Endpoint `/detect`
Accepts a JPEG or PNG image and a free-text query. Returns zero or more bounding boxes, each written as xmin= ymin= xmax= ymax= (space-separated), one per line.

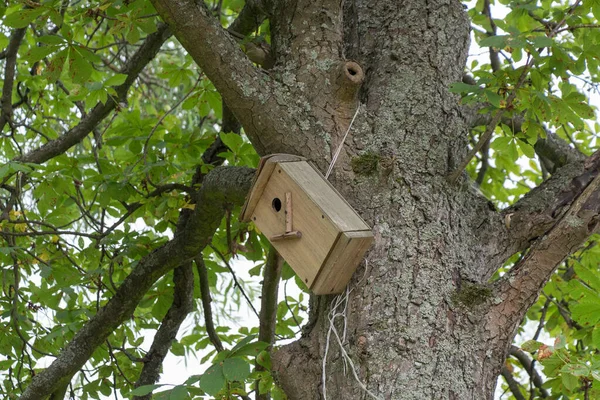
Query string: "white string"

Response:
xmin=322 ymin=261 xmax=382 ymax=400
xmin=321 ymin=104 xmax=379 ymax=399
xmin=325 ymin=104 xmax=361 ymax=180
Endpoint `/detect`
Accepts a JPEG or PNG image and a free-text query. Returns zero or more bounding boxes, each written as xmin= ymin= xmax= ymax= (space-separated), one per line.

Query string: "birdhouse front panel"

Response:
xmin=251 ymin=164 xmax=339 ymax=287
xmin=241 ymin=154 xmax=374 ymax=294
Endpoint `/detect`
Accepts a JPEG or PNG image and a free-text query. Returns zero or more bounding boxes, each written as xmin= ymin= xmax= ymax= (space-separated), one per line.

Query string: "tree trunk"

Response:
xmin=251 ymin=0 xmax=510 ymax=398
xmin=262 ymin=0 xmax=516 ymax=398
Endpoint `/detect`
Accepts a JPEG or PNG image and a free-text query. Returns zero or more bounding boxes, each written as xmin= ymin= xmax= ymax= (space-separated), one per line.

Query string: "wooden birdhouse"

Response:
xmin=240 ymin=154 xmax=373 ymax=295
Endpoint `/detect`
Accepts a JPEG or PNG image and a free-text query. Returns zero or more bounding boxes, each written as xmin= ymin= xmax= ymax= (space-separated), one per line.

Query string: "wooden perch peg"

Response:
xmin=271 ymin=192 xmax=302 ymax=241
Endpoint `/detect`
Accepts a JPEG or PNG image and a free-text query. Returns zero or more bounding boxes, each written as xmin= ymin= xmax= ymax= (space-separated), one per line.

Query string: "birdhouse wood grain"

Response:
xmin=240 ymin=154 xmax=373 ymax=295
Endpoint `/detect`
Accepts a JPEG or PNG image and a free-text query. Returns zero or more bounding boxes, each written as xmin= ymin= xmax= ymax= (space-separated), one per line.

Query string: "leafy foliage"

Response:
xmin=462 ymin=0 xmax=600 ymax=398
xmin=0 ymin=0 xmax=300 ymax=399
xmin=2 ymin=0 xmax=600 ymax=399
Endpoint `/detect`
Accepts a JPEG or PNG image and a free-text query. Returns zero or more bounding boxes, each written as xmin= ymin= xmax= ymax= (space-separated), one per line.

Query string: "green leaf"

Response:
xmin=563 ymin=363 xmax=590 ymax=377
xmin=572 ymin=298 xmax=600 ymax=325
xmin=554 ymin=335 xmax=567 ymax=350
xmin=521 ymin=340 xmax=544 ymax=352
xmin=492 ymin=136 xmax=511 ymax=152
xmin=479 ymin=35 xmax=509 ymax=49
xmin=222 ymin=357 xmax=251 ymax=382
xmin=184 ymin=375 xmax=202 ymax=385
xmin=69 ymin=47 xmax=93 ymax=84
xmin=517 ymin=140 xmax=535 ymax=158
xmin=561 ymin=372 xmax=579 ymax=392
xmin=127 ymin=384 xmax=164 ymax=396
xmin=230 ymin=334 xmax=258 ymax=354
xmin=38 ymin=35 xmax=65 ymax=45
xmin=220 ymin=132 xmax=244 ymax=154
xmin=530 ymin=36 xmax=553 ymax=48
xmin=200 ymin=364 xmax=225 ymax=396
xmin=574 ymin=263 xmax=600 ymax=291
xmin=45 ymin=48 xmax=69 ymax=83
xmin=104 ymin=73 xmax=128 ymax=87
xmin=4 ymin=8 xmax=46 ymax=28
xmin=272 ymin=385 xmax=287 ymax=400
xmin=485 ymin=90 xmax=502 ymax=108
xmin=230 ymin=341 xmax=269 ymax=358
xmin=24 ymin=46 xmax=58 ymax=64
xmin=448 ymin=82 xmax=481 ymax=94
xmin=256 ymin=350 xmax=271 ymax=370
xmin=593 ymin=327 xmax=600 ymax=350
xmin=169 ymin=385 xmax=188 ymax=400
xmin=0 ymin=34 xmax=9 ymax=51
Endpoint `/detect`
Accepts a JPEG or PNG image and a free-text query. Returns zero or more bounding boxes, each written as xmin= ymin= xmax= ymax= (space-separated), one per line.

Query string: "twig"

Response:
xmin=510 ymin=346 xmax=549 ymax=398
xmin=195 ymin=257 xmax=224 ymax=352
xmin=210 ymin=245 xmax=259 ymax=318
xmin=501 ymin=366 xmax=526 ymax=400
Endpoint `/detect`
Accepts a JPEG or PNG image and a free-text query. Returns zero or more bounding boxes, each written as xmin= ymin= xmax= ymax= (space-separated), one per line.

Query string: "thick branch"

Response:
xmin=132 ymin=262 xmax=194 ymax=400
xmin=151 ymin=0 xmax=284 ymax=155
xmin=228 ymin=0 xmax=267 ymax=37
xmin=534 ymin=131 xmax=585 ymax=172
xmin=0 ymin=28 xmax=27 ymax=132
xmin=258 ymin=246 xmax=282 ymax=347
xmin=16 ymin=24 xmax=172 ymax=165
xmin=19 ymin=166 xmax=254 ymax=400
xmin=489 ymin=151 xmax=600 ymax=338
xmin=503 ymin=151 xmax=595 ymax=254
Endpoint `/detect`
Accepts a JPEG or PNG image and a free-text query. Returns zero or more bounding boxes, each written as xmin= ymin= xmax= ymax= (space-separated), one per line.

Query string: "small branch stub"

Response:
xmin=343 ymin=61 xmax=364 ymax=85
xmin=335 ymin=61 xmax=365 ymax=103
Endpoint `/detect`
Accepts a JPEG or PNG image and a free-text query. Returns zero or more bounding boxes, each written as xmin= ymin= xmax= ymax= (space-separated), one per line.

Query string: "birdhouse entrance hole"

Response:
xmin=272 ymin=197 xmax=282 ymax=212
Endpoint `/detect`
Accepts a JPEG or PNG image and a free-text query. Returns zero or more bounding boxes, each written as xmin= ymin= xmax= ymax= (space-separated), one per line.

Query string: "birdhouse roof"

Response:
xmin=240 ymin=154 xmax=370 ymax=233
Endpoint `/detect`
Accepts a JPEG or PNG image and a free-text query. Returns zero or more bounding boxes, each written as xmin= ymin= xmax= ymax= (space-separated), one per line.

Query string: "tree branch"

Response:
xmin=195 ymin=257 xmax=224 ymax=352
xmin=16 ymin=24 xmax=172 ymax=165
xmin=482 ymin=0 xmax=501 ymax=73
xmin=18 ymin=166 xmax=255 ymax=400
xmin=228 ymin=0 xmax=267 ymax=37
xmin=256 ymin=246 xmax=283 ymax=400
xmin=489 ymin=150 xmax=600 ymax=338
xmin=464 ymin=103 xmax=584 ymax=174
xmin=133 ymin=262 xmax=195 ymax=400
xmin=503 ymin=150 xmax=593 ymax=255
xmin=509 ymin=345 xmax=549 ymax=398
xmin=500 ymin=366 xmax=526 ymax=400
xmin=150 ymin=0 xmax=284 ymax=155
xmin=258 ymin=246 xmax=282 ymax=347
xmin=0 ymin=28 xmax=27 ymax=132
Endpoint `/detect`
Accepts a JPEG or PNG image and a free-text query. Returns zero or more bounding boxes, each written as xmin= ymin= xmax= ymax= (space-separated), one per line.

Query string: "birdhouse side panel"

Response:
xmin=311 ymin=230 xmax=374 ymax=295
xmin=251 ymin=166 xmax=340 ymax=288
xmin=280 ymin=162 xmax=370 ymax=233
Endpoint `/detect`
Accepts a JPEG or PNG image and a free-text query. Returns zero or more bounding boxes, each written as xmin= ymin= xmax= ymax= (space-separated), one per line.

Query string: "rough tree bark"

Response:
xmin=19 ymin=0 xmax=600 ymax=398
